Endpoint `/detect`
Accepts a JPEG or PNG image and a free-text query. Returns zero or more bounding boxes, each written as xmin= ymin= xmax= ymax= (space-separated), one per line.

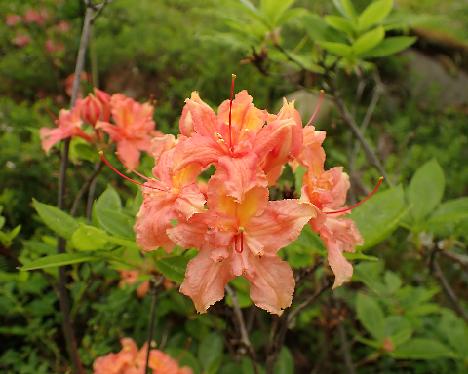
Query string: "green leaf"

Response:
xmin=21 ymin=252 xmax=98 ymax=271
xmin=198 ymin=332 xmax=223 ymax=373
xmin=332 ymin=0 xmax=357 ymax=19
xmin=294 ymin=165 xmax=306 ymax=192
xmin=358 ymin=0 xmax=393 ymax=31
xmin=356 ymin=292 xmax=385 ymax=341
xmin=318 ymin=41 xmax=352 ymax=57
xmin=260 ymin=0 xmax=294 ymax=26
xmin=325 ymin=16 xmax=355 ymax=35
xmin=352 ymin=26 xmax=385 ymax=55
xmin=384 ymin=316 xmax=412 ymax=347
xmin=155 ymin=255 xmax=190 ymax=283
xmin=94 ymin=186 xmax=134 ymax=239
xmin=393 ymin=338 xmax=455 ymax=360
xmin=32 ymin=199 xmax=79 ymax=240
xmin=427 ymin=197 xmax=468 ymax=225
xmin=364 ymin=36 xmax=416 ymax=57
xmin=303 ymin=14 xmax=342 ymax=43
xmin=71 ymin=224 xmax=109 ymax=251
xmin=408 ymin=159 xmax=445 ymax=224
xmin=274 ymin=347 xmax=294 ymax=374
xmin=349 ymin=185 xmax=406 ymax=250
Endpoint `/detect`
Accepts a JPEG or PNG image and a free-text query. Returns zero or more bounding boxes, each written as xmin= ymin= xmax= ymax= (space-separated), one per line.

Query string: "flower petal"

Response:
xmin=245 ymin=254 xmax=294 ymax=315
xmin=179 ymin=249 xmax=234 ymax=313
xmin=116 ymin=139 xmax=140 ymax=170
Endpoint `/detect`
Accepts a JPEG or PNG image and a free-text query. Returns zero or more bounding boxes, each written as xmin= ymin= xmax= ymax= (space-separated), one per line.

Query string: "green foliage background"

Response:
xmin=0 ymin=0 xmax=467 ymax=373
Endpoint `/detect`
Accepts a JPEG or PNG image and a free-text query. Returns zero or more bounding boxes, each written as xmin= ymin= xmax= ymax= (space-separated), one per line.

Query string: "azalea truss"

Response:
xmin=41 ymin=76 xmax=381 ymax=316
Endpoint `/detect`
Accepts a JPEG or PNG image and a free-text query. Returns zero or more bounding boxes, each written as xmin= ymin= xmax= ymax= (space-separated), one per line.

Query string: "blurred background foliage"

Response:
xmin=0 ymin=0 xmax=467 ymax=373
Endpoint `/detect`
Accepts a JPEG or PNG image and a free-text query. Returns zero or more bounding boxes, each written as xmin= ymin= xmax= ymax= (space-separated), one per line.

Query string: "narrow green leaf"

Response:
xmin=33 ymin=199 xmax=79 ymax=240
xmin=393 ymin=338 xmax=455 ymax=359
xmin=364 ymin=36 xmax=416 ymax=57
xmin=353 ymin=26 xmax=385 ymax=55
xmin=384 ymin=316 xmax=412 ymax=347
xmin=356 ymin=292 xmax=386 ymax=341
xmin=408 ymin=159 xmax=445 ymax=223
xmin=71 ymin=224 xmax=109 ymax=251
xmin=274 ymin=347 xmax=294 ymax=374
xmin=260 ymin=0 xmax=294 ymax=26
xmin=198 ymin=333 xmax=224 ymax=372
xmin=21 ymin=252 xmax=98 ymax=271
xmin=427 ymin=197 xmax=468 ymax=225
xmin=358 ymin=0 xmax=393 ymax=31
xmin=318 ymin=41 xmax=352 ymax=57
xmin=325 ymin=15 xmax=355 ymax=35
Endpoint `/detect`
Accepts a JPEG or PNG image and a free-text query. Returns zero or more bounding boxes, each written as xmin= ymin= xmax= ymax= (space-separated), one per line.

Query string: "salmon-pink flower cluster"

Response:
xmin=132 ymin=77 xmax=369 ymax=315
xmin=93 ymin=338 xmax=192 ymax=374
xmin=40 ymin=89 xmax=159 ymax=169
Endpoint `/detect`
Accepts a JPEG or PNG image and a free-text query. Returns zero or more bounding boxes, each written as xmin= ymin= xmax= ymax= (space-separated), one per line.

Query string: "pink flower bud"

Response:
xmin=81 ymin=94 xmax=103 ymax=126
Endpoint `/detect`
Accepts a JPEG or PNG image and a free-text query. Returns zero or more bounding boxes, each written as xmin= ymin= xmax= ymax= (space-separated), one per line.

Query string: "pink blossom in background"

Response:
xmin=12 ymin=34 xmax=31 ymax=48
xmin=45 ymin=39 xmax=64 ymax=54
xmin=6 ymin=14 xmax=21 ymax=26
xmin=23 ymin=8 xmax=48 ymax=25
xmin=56 ymin=20 xmax=70 ymax=33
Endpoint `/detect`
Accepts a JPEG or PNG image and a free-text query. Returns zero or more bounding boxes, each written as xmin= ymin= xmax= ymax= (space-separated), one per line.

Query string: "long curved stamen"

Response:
xmin=325 ymin=177 xmax=384 ymax=215
xmin=132 ymin=169 xmax=150 ymax=181
xmin=306 ymin=90 xmax=325 ymax=126
xmin=98 ymin=151 xmax=166 ymax=191
xmin=228 ymin=74 xmax=236 ymax=151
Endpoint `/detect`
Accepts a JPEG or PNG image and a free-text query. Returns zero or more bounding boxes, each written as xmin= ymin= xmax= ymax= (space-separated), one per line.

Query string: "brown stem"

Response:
xmin=225 ymin=285 xmax=258 ymax=372
xmin=330 ymin=87 xmax=391 ymax=185
xmin=438 ymin=250 xmax=468 ymax=269
xmin=70 ymin=161 xmax=103 ymax=216
xmin=55 ymin=3 xmax=103 ymax=372
xmin=431 ymin=251 xmax=468 ymax=322
xmin=145 ymin=280 xmax=159 ymax=374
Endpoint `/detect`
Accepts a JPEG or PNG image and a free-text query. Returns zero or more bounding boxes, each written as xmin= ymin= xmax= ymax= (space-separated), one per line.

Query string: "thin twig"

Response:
xmin=56 ymin=4 xmax=96 ymax=373
xmin=331 ymin=89 xmax=391 ymax=184
xmin=225 ymin=285 xmax=258 ymax=371
xmin=287 ymin=279 xmax=332 ymax=325
xmin=430 ymin=251 xmax=468 ymax=322
xmin=145 ymin=277 xmax=163 ymax=374
xmin=438 ymin=250 xmax=468 ymax=269
xmin=335 ymin=309 xmax=356 ymax=374
xmin=70 ymin=161 xmax=103 ymax=216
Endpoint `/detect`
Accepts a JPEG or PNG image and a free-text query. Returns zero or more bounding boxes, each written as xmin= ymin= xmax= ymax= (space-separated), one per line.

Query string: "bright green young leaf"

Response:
xmin=364 ymin=36 xmax=416 ymax=57
xmin=332 ymin=0 xmax=357 ymax=19
xmin=198 ymin=332 xmax=224 ymax=373
xmin=325 ymin=16 xmax=355 ymax=35
xmin=408 ymin=159 xmax=445 ymax=224
xmin=95 ymin=186 xmax=135 ymax=239
xmin=21 ymin=252 xmax=98 ymax=271
xmin=358 ymin=0 xmax=393 ymax=31
xmin=260 ymin=0 xmax=294 ymax=26
xmin=356 ymin=292 xmax=385 ymax=341
xmin=384 ymin=316 xmax=412 ymax=347
xmin=349 ymin=185 xmax=406 ymax=250
xmin=318 ymin=41 xmax=352 ymax=57
xmin=32 ymin=199 xmax=79 ymax=240
xmin=155 ymin=255 xmax=191 ymax=283
xmin=353 ymin=26 xmax=385 ymax=55
xmin=304 ymin=14 xmax=343 ymax=43
xmin=392 ymin=338 xmax=455 ymax=359
xmin=71 ymin=224 xmax=109 ymax=251
xmin=274 ymin=347 xmax=294 ymax=374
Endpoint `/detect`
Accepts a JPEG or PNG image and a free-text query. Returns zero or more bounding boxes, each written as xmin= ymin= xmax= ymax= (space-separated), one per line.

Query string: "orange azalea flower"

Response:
xmin=93 ymin=338 xmax=192 ymax=374
xmin=40 ymin=103 xmax=93 ymax=153
xmin=97 ymin=94 xmax=159 ymax=170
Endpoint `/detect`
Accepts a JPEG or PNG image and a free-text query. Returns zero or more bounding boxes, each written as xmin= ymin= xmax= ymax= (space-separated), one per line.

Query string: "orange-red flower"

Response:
xmin=93 ymin=338 xmax=192 ymax=374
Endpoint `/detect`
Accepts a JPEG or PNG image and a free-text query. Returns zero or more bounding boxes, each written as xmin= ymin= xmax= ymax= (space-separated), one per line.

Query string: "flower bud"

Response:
xmin=80 ymin=94 xmax=102 ymax=126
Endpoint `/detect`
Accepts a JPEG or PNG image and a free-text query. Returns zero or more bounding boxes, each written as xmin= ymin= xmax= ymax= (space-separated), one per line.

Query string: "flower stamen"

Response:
xmin=306 ymin=90 xmax=325 ymax=126
xmin=98 ymin=151 xmax=165 ymax=191
xmin=325 ymin=176 xmax=384 ymax=215
xmin=228 ymin=74 xmax=236 ymax=151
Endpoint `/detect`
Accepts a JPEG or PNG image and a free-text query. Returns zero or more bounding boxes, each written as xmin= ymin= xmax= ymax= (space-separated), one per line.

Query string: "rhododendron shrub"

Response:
xmin=93 ymin=338 xmax=192 ymax=374
xmin=132 ymin=77 xmax=370 ymax=315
